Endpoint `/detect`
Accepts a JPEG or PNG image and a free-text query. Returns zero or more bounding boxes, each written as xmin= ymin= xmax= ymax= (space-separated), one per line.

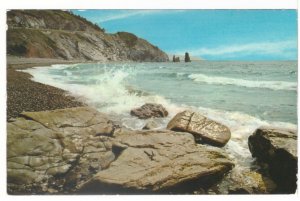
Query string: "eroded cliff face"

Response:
xmin=7 ymin=10 xmax=169 ymax=62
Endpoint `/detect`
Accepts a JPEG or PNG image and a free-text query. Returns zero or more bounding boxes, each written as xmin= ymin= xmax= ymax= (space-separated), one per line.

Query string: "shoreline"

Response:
xmin=6 ymin=56 xmax=298 ymax=194
xmin=7 ymin=57 xmax=87 ymax=121
xmin=7 ymin=56 xmax=90 ymax=69
xmin=7 ymin=57 xmax=297 ymax=127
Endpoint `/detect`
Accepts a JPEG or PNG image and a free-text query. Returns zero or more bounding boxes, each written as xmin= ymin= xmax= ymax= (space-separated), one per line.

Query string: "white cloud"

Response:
xmin=175 ymin=40 xmax=297 ymax=59
xmin=97 ymin=10 xmax=183 ymax=23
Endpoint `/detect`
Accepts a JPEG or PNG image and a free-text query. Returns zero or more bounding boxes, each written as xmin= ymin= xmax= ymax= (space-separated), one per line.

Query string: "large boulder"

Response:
xmin=130 ymin=103 xmax=168 ymax=119
xmin=7 ymin=107 xmax=116 ymax=194
xmin=248 ymin=127 xmax=297 ymax=193
xmin=167 ymin=111 xmax=231 ymax=147
xmin=78 ymin=129 xmax=234 ymax=194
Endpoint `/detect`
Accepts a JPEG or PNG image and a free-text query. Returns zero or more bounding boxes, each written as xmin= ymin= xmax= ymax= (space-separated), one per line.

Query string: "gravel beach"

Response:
xmin=7 ymin=57 xmax=85 ymax=121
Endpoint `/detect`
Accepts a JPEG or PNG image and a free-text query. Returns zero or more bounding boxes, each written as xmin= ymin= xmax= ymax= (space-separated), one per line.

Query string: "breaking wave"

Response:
xmin=188 ymin=73 xmax=297 ymax=91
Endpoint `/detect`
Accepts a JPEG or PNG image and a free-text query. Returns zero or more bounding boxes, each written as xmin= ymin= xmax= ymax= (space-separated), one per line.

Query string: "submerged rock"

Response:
xmin=7 ymin=107 xmax=116 ymax=194
xmin=142 ymin=120 xmax=159 ymax=130
xmin=78 ymin=129 xmax=234 ymax=194
xmin=167 ymin=111 xmax=231 ymax=147
xmin=130 ymin=103 xmax=168 ymax=119
xmin=248 ymin=127 xmax=297 ymax=193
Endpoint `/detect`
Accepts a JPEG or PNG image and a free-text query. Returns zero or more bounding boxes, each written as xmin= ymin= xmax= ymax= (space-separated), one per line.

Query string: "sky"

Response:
xmin=73 ymin=10 xmax=297 ymax=61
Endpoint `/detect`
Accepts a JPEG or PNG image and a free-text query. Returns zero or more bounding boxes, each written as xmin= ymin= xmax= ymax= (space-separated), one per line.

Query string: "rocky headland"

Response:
xmin=7 ymin=10 xmax=169 ymax=62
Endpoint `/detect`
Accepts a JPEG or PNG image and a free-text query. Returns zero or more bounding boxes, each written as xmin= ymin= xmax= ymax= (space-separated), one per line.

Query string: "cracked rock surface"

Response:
xmin=78 ymin=128 xmax=234 ymax=194
xmin=7 ymin=107 xmax=116 ymax=194
xmin=167 ymin=110 xmax=231 ymax=147
xmin=7 ymin=107 xmax=233 ymax=194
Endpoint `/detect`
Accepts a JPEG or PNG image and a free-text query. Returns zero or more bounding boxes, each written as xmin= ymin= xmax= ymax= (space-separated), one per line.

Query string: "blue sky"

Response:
xmin=73 ymin=10 xmax=297 ymax=60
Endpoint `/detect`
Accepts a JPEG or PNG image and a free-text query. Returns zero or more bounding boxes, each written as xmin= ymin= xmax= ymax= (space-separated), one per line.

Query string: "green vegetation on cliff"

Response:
xmin=7 ymin=10 xmax=169 ymax=62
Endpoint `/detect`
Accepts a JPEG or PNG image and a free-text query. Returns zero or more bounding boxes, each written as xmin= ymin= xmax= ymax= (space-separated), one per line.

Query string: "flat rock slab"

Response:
xmin=7 ymin=107 xmax=116 ymax=194
xmin=248 ymin=127 xmax=297 ymax=193
xmin=130 ymin=103 xmax=168 ymax=119
xmin=167 ymin=111 xmax=231 ymax=147
xmin=79 ymin=129 xmax=234 ymax=194
xmin=8 ymin=107 xmax=233 ymax=194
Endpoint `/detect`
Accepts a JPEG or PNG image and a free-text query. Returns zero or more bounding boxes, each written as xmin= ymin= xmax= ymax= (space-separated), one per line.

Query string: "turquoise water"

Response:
xmin=28 ymin=61 xmax=297 ymax=123
xmin=129 ymin=61 xmax=297 ymax=124
xmin=23 ymin=61 xmax=297 ymax=169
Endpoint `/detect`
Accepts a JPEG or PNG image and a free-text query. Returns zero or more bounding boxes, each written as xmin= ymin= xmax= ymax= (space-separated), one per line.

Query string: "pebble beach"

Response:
xmin=6 ymin=57 xmax=85 ymax=121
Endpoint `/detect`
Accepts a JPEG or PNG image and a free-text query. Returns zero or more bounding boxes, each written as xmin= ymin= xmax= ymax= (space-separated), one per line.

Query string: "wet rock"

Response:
xmin=78 ymin=129 xmax=234 ymax=194
xmin=130 ymin=103 xmax=168 ymax=119
xmin=167 ymin=111 xmax=231 ymax=147
xmin=142 ymin=120 xmax=159 ymax=130
xmin=248 ymin=127 xmax=297 ymax=193
xmin=208 ymin=169 xmax=277 ymax=194
xmin=7 ymin=107 xmax=116 ymax=194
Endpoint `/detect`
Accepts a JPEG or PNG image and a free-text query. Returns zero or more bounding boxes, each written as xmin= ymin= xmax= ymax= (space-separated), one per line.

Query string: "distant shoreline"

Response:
xmin=7 ymin=56 xmax=91 ymax=69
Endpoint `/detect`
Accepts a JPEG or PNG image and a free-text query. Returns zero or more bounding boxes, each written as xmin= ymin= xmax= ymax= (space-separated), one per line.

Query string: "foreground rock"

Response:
xmin=130 ymin=103 xmax=168 ymax=119
xmin=8 ymin=107 xmax=233 ymax=194
xmin=7 ymin=107 xmax=116 ymax=194
xmin=207 ymin=169 xmax=277 ymax=194
xmin=248 ymin=127 xmax=297 ymax=193
xmin=78 ymin=129 xmax=234 ymax=194
xmin=167 ymin=111 xmax=231 ymax=147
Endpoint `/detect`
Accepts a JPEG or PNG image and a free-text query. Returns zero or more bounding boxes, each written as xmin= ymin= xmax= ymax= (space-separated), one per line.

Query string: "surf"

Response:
xmin=188 ymin=73 xmax=297 ymax=91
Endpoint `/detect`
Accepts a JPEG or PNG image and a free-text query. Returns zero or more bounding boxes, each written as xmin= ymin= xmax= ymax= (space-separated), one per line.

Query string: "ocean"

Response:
xmin=22 ymin=61 xmax=297 ymax=171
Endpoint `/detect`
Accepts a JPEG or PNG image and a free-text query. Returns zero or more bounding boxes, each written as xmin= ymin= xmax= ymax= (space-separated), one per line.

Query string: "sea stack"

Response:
xmin=185 ymin=52 xmax=191 ymax=62
xmin=172 ymin=55 xmax=180 ymax=62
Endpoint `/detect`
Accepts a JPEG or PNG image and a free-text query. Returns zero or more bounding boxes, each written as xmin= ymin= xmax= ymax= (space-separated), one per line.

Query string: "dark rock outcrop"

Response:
xmin=78 ymin=129 xmax=234 ymax=194
xmin=7 ymin=107 xmax=233 ymax=195
xmin=172 ymin=55 xmax=180 ymax=62
xmin=130 ymin=103 xmax=168 ymax=119
xmin=167 ymin=111 xmax=231 ymax=147
xmin=7 ymin=10 xmax=169 ymax=62
xmin=184 ymin=52 xmax=191 ymax=62
xmin=248 ymin=127 xmax=297 ymax=193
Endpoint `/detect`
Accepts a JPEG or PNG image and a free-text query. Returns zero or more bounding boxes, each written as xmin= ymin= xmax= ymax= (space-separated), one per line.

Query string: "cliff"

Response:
xmin=7 ymin=10 xmax=169 ymax=62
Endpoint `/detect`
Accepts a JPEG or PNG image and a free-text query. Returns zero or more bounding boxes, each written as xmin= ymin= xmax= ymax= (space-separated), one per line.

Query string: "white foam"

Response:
xmin=21 ymin=64 xmax=180 ymax=117
xmin=188 ymin=73 xmax=297 ymax=91
xmin=193 ymin=105 xmax=297 ymax=165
